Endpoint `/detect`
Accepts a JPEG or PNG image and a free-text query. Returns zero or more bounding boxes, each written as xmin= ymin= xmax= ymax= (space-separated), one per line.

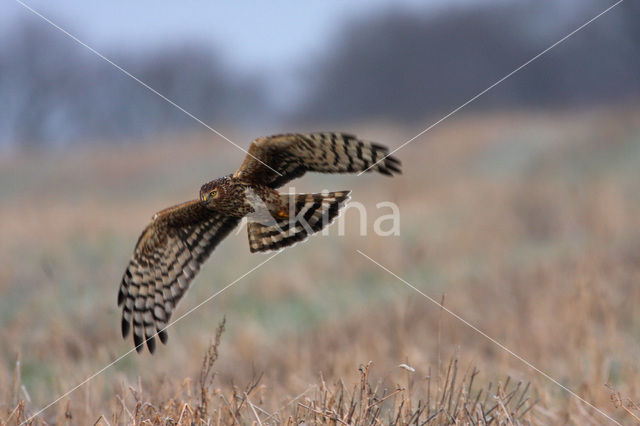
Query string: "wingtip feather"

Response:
xmin=159 ymin=328 xmax=169 ymax=344
xmin=121 ymin=316 xmax=131 ymax=338
xmin=146 ymin=336 xmax=156 ymax=354
xmin=134 ymin=333 xmax=144 ymax=353
xmin=117 ymin=287 xmax=125 ymax=306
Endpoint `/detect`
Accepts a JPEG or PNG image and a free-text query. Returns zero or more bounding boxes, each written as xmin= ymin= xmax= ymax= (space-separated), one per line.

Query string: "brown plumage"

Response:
xmin=118 ymin=132 xmax=401 ymax=353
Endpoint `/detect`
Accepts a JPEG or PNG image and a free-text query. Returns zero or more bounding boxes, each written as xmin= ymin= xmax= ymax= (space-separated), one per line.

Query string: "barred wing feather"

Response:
xmin=117 ymin=200 xmax=240 ymax=353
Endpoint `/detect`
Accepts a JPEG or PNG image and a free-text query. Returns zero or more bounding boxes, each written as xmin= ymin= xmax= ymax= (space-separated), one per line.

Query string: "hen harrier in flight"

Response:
xmin=118 ymin=132 xmax=401 ymax=353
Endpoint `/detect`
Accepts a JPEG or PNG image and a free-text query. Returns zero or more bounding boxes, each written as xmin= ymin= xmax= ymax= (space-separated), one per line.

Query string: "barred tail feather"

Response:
xmin=247 ymin=191 xmax=350 ymax=253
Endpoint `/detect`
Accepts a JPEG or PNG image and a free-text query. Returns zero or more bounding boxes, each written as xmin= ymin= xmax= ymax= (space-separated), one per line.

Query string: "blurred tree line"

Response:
xmin=294 ymin=0 xmax=640 ymax=123
xmin=1 ymin=0 xmax=638 ymax=148
xmin=0 ymin=21 xmax=269 ymax=147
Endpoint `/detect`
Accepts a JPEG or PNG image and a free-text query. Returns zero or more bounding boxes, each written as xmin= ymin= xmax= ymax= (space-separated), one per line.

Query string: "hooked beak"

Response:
xmin=201 ymin=194 xmax=209 ymax=204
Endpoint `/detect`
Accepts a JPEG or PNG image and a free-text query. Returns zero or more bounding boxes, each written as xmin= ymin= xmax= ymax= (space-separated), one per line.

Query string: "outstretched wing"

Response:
xmin=234 ymin=132 xmax=401 ymax=188
xmin=117 ymin=200 xmax=240 ymax=353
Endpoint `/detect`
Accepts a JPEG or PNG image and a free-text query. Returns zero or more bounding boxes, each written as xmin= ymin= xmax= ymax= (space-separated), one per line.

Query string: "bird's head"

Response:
xmin=199 ymin=177 xmax=230 ymax=205
xmin=200 ymin=182 xmax=221 ymax=205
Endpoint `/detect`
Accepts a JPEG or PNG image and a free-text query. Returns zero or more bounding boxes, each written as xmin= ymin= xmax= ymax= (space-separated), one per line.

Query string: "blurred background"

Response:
xmin=1 ymin=0 xmax=639 ymax=148
xmin=1 ymin=0 xmax=640 ymax=423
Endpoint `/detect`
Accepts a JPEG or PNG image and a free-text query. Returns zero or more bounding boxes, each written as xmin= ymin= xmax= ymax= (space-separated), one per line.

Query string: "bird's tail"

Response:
xmin=247 ymin=191 xmax=350 ymax=253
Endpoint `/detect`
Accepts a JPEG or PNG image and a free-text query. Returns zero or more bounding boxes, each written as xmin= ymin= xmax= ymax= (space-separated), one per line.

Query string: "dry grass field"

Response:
xmin=1 ymin=106 xmax=640 ymax=424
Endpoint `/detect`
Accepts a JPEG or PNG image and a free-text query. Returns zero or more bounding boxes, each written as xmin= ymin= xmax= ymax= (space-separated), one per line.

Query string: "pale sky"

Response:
xmin=3 ymin=0 xmax=480 ymax=71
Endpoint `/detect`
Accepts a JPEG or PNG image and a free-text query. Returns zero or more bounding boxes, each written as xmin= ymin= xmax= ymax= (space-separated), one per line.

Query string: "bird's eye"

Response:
xmin=210 ymin=190 xmax=217 ymax=198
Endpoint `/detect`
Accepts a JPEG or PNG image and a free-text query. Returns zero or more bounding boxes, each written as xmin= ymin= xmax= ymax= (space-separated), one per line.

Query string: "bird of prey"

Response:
xmin=118 ymin=132 xmax=401 ymax=353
